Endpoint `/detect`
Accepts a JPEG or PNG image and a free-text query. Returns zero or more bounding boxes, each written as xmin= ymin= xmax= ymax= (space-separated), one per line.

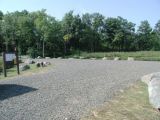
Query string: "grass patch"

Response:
xmin=81 ymin=81 xmax=160 ymax=120
xmin=71 ymin=51 xmax=160 ymax=61
xmin=0 ymin=64 xmax=52 ymax=80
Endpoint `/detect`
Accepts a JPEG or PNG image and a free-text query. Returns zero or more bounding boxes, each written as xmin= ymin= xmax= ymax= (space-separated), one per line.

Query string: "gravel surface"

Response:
xmin=0 ymin=59 xmax=160 ymax=120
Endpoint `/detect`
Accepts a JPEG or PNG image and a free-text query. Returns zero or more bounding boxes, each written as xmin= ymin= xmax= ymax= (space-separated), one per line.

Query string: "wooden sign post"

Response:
xmin=2 ymin=51 xmax=20 ymax=77
xmin=2 ymin=52 xmax=7 ymax=77
xmin=15 ymin=48 xmax=20 ymax=75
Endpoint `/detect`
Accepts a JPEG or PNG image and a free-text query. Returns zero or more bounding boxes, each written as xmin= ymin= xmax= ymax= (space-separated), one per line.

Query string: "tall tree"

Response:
xmin=137 ymin=20 xmax=152 ymax=50
xmin=32 ymin=9 xmax=51 ymax=57
xmin=0 ymin=11 xmax=4 ymax=52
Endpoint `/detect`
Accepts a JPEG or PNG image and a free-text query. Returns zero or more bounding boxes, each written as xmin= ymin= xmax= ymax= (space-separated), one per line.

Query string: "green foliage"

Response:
xmin=0 ymin=10 xmax=160 ymax=57
xmin=27 ymin=48 xmax=39 ymax=58
xmin=63 ymin=34 xmax=72 ymax=43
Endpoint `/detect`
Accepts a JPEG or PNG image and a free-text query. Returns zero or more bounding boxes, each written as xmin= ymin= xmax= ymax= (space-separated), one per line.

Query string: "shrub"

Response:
xmin=27 ymin=48 xmax=39 ymax=58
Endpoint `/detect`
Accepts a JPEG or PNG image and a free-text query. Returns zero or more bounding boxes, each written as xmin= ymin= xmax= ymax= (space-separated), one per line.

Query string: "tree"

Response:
xmin=137 ymin=20 xmax=152 ymax=50
xmin=103 ymin=17 xmax=135 ymax=51
xmin=82 ymin=13 xmax=104 ymax=52
xmin=155 ymin=20 xmax=160 ymax=38
xmin=152 ymin=20 xmax=160 ymax=50
xmin=0 ymin=10 xmax=159 ymax=57
xmin=33 ymin=9 xmax=51 ymax=57
xmin=0 ymin=11 xmax=3 ymax=20
xmin=61 ymin=11 xmax=84 ymax=55
xmin=1 ymin=12 xmax=18 ymax=52
xmin=0 ymin=11 xmax=4 ymax=52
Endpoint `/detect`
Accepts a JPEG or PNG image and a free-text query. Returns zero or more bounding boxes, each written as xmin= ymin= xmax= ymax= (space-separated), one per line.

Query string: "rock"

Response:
xmin=149 ymin=77 xmax=160 ymax=109
xmin=20 ymin=64 xmax=30 ymax=71
xmin=40 ymin=62 xmax=47 ymax=67
xmin=102 ymin=57 xmax=107 ymax=60
xmin=36 ymin=61 xmax=50 ymax=67
xmin=57 ymin=57 xmax=62 ymax=59
xmin=36 ymin=62 xmax=41 ymax=67
xmin=128 ymin=57 xmax=134 ymax=61
xmin=73 ymin=55 xmax=78 ymax=58
xmin=45 ymin=57 xmax=51 ymax=59
xmin=142 ymin=72 xmax=160 ymax=110
xmin=43 ymin=61 xmax=51 ymax=66
xmin=37 ymin=56 xmax=42 ymax=59
xmin=114 ymin=57 xmax=120 ymax=61
xmin=25 ymin=59 xmax=35 ymax=64
xmin=141 ymin=73 xmax=153 ymax=85
xmin=90 ymin=58 xmax=96 ymax=60
xmin=79 ymin=56 xmax=85 ymax=59
xmin=68 ymin=58 xmax=74 ymax=60
xmin=46 ymin=62 xmax=51 ymax=65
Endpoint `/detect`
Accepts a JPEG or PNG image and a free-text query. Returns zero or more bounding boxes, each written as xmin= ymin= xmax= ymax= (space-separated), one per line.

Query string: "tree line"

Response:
xmin=0 ymin=9 xmax=160 ymax=58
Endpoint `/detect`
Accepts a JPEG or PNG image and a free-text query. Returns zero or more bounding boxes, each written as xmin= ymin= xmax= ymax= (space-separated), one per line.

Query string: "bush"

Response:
xmin=27 ymin=48 xmax=39 ymax=58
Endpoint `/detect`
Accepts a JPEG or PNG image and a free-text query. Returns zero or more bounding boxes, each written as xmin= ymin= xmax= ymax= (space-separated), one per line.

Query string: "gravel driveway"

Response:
xmin=0 ymin=59 xmax=160 ymax=120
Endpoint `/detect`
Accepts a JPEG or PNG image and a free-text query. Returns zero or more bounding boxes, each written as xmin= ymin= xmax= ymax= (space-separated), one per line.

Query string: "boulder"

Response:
xmin=36 ymin=62 xmax=41 ymax=67
xmin=25 ymin=59 xmax=35 ymax=64
xmin=90 ymin=58 xmax=96 ymax=60
xmin=20 ymin=64 xmax=30 ymax=71
xmin=102 ymin=57 xmax=107 ymax=60
xmin=128 ymin=57 xmax=134 ymax=61
xmin=45 ymin=57 xmax=51 ymax=59
xmin=73 ymin=55 xmax=78 ymax=58
xmin=142 ymin=72 xmax=160 ymax=110
xmin=36 ymin=61 xmax=51 ymax=67
xmin=45 ymin=62 xmax=51 ymax=65
xmin=79 ymin=56 xmax=85 ymax=59
xmin=68 ymin=58 xmax=74 ymax=60
xmin=114 ymin=57 xmax=120 ymax=61
xmin=43 ymin=61 xmax=51 ymax=66
xmin=37 ymin=56 xmax=42 ymax=59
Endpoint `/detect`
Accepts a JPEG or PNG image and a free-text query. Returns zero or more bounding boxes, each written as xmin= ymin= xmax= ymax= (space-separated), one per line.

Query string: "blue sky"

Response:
xmin=0 ymin=0 xmax=159 ymax=28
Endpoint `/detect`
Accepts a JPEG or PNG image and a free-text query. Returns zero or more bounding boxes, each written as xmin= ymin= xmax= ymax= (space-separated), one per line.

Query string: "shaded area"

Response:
xmin=0 ymin=84 xmax=37 ymax=101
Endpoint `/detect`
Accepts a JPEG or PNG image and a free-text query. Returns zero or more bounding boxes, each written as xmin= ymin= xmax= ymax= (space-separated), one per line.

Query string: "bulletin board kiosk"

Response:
xmin=2 ymin=50 xmax=20 ymax=77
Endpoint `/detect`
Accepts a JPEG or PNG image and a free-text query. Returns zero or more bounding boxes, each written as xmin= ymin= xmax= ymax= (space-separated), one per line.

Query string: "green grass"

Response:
xmin=81 ymin=81 xmax=160 ymax=120
xmin=71 ymin=51 xmax=160 ymax=61
xmin=0 ymin=64 xmax=52 ymax=80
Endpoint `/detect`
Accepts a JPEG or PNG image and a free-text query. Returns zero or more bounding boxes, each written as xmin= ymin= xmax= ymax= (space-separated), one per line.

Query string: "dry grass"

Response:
xmin=81 ymin=81 xmax=160 ymax=120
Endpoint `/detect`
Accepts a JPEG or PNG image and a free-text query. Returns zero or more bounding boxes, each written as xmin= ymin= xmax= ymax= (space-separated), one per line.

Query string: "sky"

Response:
xmin=0 ymin=0 xmax=160 ymax=28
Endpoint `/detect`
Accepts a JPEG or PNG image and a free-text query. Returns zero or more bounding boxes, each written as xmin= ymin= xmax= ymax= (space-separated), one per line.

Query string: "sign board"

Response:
xmin=5 ymin=53 xmax=16 ymax=61
xmin=2 ymin=51 xmax=20 ymax=77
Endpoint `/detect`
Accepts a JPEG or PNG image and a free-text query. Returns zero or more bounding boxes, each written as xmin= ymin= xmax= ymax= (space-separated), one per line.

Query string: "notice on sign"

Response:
xmin=6 ymin=53 xmax=16 ymax=62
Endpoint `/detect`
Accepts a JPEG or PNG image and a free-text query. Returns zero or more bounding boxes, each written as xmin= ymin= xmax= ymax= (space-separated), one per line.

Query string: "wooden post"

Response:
xmin=2 ymin=52 xmax=7 ymax=77
xmin=15 ymin=49 xmax=20 ymax=75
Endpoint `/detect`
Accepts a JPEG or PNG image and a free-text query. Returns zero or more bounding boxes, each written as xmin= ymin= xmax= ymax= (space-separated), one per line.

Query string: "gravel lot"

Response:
xmin=0 ymin=59 xmax=160 ymax=120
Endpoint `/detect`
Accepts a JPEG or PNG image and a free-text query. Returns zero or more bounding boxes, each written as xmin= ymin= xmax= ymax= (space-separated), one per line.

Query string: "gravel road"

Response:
xmin=0 ymin=59 xmax=160 ymax=120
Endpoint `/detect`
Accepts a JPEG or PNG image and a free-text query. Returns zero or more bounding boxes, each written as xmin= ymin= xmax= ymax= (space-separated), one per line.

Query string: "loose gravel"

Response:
xmin=0 ymin=59 xmax=160 ymax=120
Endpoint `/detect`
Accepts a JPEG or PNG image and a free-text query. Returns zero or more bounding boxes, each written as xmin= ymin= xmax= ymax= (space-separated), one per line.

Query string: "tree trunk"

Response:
xmin=5 ymin=42 xmax=8 ymax=52
xmin=78 ymin=39 xmax=80 ymax=56
xmin=43 ymin=40 xmax=45 ymax=58
xmin=64 ymin=42 xmax=66 ymax=58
